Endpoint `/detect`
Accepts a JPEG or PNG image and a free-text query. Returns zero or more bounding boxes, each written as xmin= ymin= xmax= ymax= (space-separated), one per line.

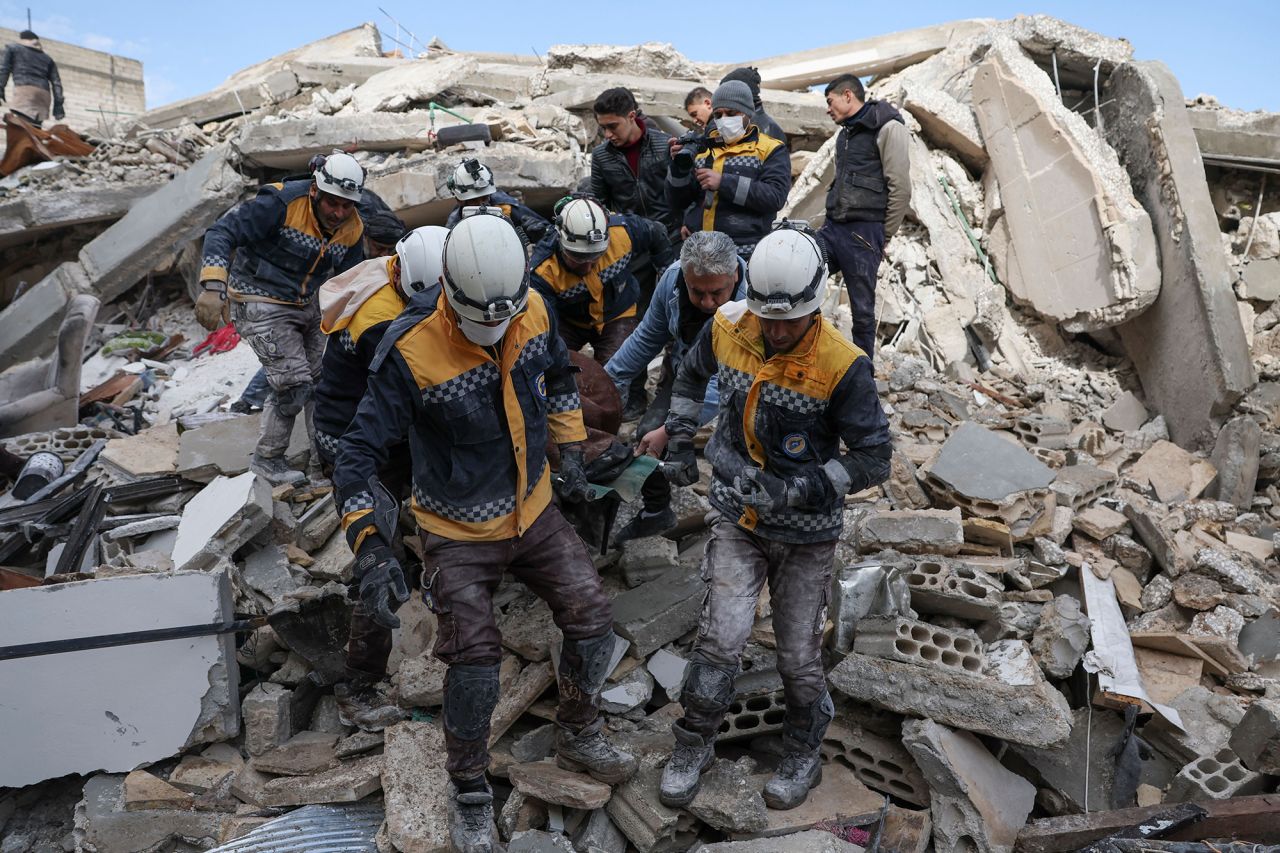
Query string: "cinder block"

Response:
xmin=853 ymin=615 xmax=984 ymax=676
xmin=905 ymin=560 xmax=1003 ymax=621
xmin=1228 ymin=698 xmax=1280 ymax=775
xmin=822 ymin=721 xmax=930 ymax=806
xmin=717 ymin=687 xmax=785 ymax=742
xmin=1013 ymin=414 xmax=1071 ymax=450
xmin=1165 ymin=748 xmax=1267 ymax=803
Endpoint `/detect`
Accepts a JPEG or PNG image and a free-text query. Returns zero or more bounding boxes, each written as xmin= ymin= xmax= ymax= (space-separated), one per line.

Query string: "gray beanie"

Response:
xmin=711 ymin=80 xmax=755 ymax=117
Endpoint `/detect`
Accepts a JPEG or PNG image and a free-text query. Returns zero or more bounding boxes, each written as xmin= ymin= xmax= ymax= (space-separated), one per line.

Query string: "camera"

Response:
xmin=671 ymin=131 xmax=714 ymax=179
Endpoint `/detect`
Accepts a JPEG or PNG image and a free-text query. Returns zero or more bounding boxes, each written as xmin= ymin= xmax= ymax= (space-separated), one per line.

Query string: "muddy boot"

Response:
xmin=555 ymin=719 xmax=637 ymax=784
xmin=763 ymin=691 xmax=834 ymax=810
xmin=659 ymin=723 xmax=716 ymax=807
xmin=447 ymin=782 xmax=496 ymax=853
xmin=612 ymin=505 xmax=676 ymax=546
xmin=333 ymin=681 xmax=405 ymax=732
xmin=250 ymin=453 xmax=306 ymax=487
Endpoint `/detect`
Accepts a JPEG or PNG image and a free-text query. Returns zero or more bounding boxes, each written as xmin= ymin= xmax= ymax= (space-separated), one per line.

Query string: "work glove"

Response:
xmin=194 ymin=286 xmax=229 ymax=330
xmin=662 ymin=435 xmax=699 ymax=487
xmin=729 ymin=467 xmax=802 ymax=514
xmin=354 ymin=537 xmax=410 ymax=629
xmin=556 ymin=447 xmax=591 ymax=504
xmin=52 ymin=106 xmax=65 ymax=121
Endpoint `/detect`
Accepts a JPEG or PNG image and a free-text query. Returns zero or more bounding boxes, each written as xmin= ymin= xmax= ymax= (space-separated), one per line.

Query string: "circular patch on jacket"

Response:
xmin=782 ymin=433 xmax=808 ymax=458
xmin=536 ymin=374 xmax=547 ymax=399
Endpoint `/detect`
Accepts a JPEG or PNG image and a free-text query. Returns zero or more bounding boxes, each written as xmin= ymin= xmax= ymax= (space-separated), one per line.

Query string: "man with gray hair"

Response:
xmin=605 ymin=230 xmax=746 ymax=543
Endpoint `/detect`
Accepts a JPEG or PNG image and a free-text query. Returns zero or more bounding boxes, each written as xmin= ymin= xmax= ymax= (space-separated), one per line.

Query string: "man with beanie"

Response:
xmin=0 ymin=30 xmax=64 ymax=124
xmin=665 ymin=80 xmax=790 ymax=257
xmin=720 ymin=67 xmax=786 ymax=146
xmin=819 ymin=74 xmax=911 ymax=358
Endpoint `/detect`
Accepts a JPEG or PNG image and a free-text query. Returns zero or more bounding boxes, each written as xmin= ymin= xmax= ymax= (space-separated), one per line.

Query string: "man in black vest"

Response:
xmin=818 ymin=74 xmax=911 ymax=358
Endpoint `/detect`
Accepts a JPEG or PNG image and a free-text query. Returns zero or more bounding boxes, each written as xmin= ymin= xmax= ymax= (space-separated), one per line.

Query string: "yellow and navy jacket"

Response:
xmin=665 ymin=125 xmax=791 ymax=253
xmin=529 ymin=213 xmax=673 ymax=334
xmin=334 ymin=286 xmax=587 ymax=545
xmin=313 ymin=257 xmax=405 ymax=460
xmin=666 ymin=301 xmax=891 ymax=543
xmin=200 ymin=180 xmax=366 ymax=305
xmin=445 ymin=191 xmax=551 ymax=243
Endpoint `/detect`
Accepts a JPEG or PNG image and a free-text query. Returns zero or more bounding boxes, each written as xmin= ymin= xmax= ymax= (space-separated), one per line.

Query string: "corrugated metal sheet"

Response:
xmin=207 ymin=803 xmax=383 ymax=852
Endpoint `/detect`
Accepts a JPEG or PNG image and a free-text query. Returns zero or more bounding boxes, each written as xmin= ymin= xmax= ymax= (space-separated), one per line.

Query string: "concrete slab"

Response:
xmin=236 ymin=111 xmax=437 ymax=170
xmin=176 ymin=412 xmax=309 ymax=482
xmin=1103 ymin=62 xmax=1255 ymax=446
xmin=345 ymin=53 xmax=478 ymax=113
xmin=0 ymin=571 xmax=238 ymax=787
xmin=1187 ymin=106 xmax=1280 ymax=169
xmin=383 ymin=721 xmax=452 ymax=853
xmin=612 ymin=567 xmax=703 ymax=657
xmin=927 ymin=422 xmax=1055 ymax=502
xmin=0 ymin=183 xmax=161 ymax=251
xmin=973 ymin=38 xmax=1160 ymax=333
xmin=171 ymin=472 xmax=273 ymax=572
xmin=0 ymin=260 xmax=88 ymax=371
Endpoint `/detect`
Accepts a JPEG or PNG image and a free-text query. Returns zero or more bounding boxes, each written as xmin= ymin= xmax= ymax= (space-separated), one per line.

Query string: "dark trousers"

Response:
xmin=559 ymin=316 xmax=639 ymax=367
xmin=819 ymin=220 xmax=885 ymax=358
xmin=422 ymin=506 xmax=614 ymax=779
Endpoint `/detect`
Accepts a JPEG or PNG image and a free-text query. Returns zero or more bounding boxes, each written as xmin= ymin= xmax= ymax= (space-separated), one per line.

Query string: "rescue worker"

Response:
xmin=314 ymin=226 xmax=448 ymax=730
xmin=657 ymin=224 xmax=892 ymax=810
xmin=0 ymin=30 xmax=63 ymax=124
xmin=445 ymin=158 xmax=550 ymax=243
xmin=604 ymin=230 xmax=745 ymax=543
xmin=665 ymin=80 xmax=791 ymax=256
xmin=529 ymin=195 xmax=674 ymax=368
xmin=819 ymin=74 xmax=911 ymax=357
xmin=719 ymin=67 xmax=787 ymax=146
xmin=197 ymin=152 xmax=366 ymax=486
xmin=333 ymin=211 xmax=636 ymax=852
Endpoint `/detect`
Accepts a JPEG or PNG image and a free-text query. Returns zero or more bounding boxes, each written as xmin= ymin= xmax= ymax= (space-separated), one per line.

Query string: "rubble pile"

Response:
xmin=1 ymin=12 xmax=1279 ymax=853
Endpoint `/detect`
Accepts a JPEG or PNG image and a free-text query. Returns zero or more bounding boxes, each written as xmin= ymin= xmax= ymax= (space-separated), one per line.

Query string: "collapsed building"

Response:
xmin=1 ymin=15 xmax=1279 ymax=853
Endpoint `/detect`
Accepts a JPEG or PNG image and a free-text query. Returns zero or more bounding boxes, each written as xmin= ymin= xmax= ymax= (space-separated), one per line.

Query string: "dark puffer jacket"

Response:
xmin=589 ymin=123 xmax=677 ymax=237
xmin=0 ymin=42 xmax=63 ymax=113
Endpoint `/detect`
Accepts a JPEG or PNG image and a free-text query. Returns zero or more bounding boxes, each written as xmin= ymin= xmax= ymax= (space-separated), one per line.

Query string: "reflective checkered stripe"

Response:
xmin=201 ymin=253 xmax=229 ymax=270
xmin=315 ymin=430 xmax=340 ymax=459
xmin=281 ymin=226 xmax=324 ymax=254
xmin=514 ymin=332 xmax=548 ymax=369
xmin=341 ymin=490 xmax=374 ymax=516
xmin=547 ymin=391 xmax=580 ymax=414
xmin=414 ymin=483 xmax=515 ymax=523
xmin=721 ymin=154 xmax=763 ymax=170
xmin=422 ymin=362 xmax=500 ymax=406
xmin=559 ymin=281 xmax=590 ymax=302
xmin=717 ymin=365 xmax=754 ymax=395
xmin=758 ymin=382 xmax=827 ymax=416
xmin=710 ymin=479 xmax=842 ymax=535
xmin=597 ymin=251 xmax=633 ymax=286
xmin=329 ymin=243 xmax=352 ymax=266
xmin=337 ymin=329 xmax=357 ymax=354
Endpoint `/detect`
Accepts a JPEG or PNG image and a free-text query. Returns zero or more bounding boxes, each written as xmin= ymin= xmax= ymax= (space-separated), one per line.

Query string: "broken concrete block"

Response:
xmin=1103 ymin=62 xmax=1254 ymax=445
xmin=0 ymin=571 xmax=238 ymax=788
xmin=242 ymin=682 xmax=293 ymax=758
xmin=1073 ymin=505 xmax=1129 ymax=540
xmin=1189 ymin=605 xmax=1245 ymax=645
xmin=398 ymin=654 xmax=447 ymax=707
xmin=489 ymin=661 xmax=556 ymax=746
xmin=612 ymin=567 xmax=703 ymax=657
xmin=645 ymin=648 xmax=688 ymax=701
xmin=0 ymin=260 xmax=90 ymax=372
xmin=257 ymin=754 xmax=383 ymax=807
xmin=236 ymin=111 xmax=438 ymax=169
xmin=242 ymin=543 xmax=300 ymax=608
xmin=828 ymin=651 xmax=1072 ymax=748
xmin=509 ymin=761 xmax=612 ymax=809
xmin=77 ymin=773 xmax=226 ymax=853
xmin=1145 ymin=686 xmax=1246 ymax=765
xmin=1049 ymin=464 xmax=1117 ymax=510
xmin=856 ymin=508 xmax=964 ymax=555
xmin=1007 ymin=707 xmax=1126 ymax=815
xmin=1030 ymin=594 xmax=1092 ymax=679
xmin=508 ymin=829 xmax=576 ymax=852
xmin=251 ymin=731 xmax=339 ymax=776
xmin=902 ymin=718 xmax=1036 ymax=853
xmin=382 ymin=722 xmax=451 ymax=853
xmin=497 ymin=788 xmax=546 ymax=841
xmin=905 ymin=558 xmax=1004 ymax=621
xmin=973 ymin=37 xmax=1160 ymax=333
xmin=925 ymin=422 xmax=1055 ymax=523
xmin=1165 ymin=747 xmax=1267 ymax=803
xmin=694 ymin=830 xmax=866 ymax=852
xmin=903 ymin=87 xmax=987 ymax=172
xmin=572 ymin=807 xmax=627 ymax=853
xmin=619 ymin=536 xmax=678 ymax=588
xmin=176 ymin=413 xmax=309 ymax=482
xmin=123 ymin=769 xmax=194 ymax=811
xmin=1228 ymin=697 xmax=1280 ymax=775
xmin=169 ymin=755 xmax=238 ymax=794
xmin=1101 ymin=391 xmax=1150 ymax=432
xmin=100 ymin=423 xmax=181 ymax=477
xmin=746 ymin=756 xmax=883 ymax=839
xmin=347 ymin=53 xmax=478 ymax=113
xmin=499 ymin=595 xmax=558 ymax=661
xmin=1208 ymin=415 xmax=1261 ymax=509
xmin=606 ymin=754 xmax=680 ymax=852
xmin=853 ymin=615 xmax=984 ymax=676
xmin=1172 ymin=573 xmax=1226 ymax=611
xmin=821 ymin=720 xmax=930 ymax=806
xmin=600 ymin=666 xmax=654 ymax=714
xmin=687 ymin=757 xmax=767 ymax=833
xmin=171 ymin=472 xmax=273 ymax=572
xmin=1128 ymin=441 xmax=1217 ymax=504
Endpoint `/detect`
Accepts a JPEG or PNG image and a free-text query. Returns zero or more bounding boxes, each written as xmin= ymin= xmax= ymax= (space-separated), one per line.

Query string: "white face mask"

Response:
xmin=459 ymin=315 xmax=510 ymax=346
xmin=716 ymin=115 xmax=746 ymax=142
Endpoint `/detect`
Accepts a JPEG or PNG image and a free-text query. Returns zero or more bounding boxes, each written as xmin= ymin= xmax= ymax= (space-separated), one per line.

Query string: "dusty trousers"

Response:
xmin=679 ymin=519 xmax=836 ymax=738
xmin=818 ymin=220 xmax=885 ymax=358
xmin=231 ymin=299 xmax=325 ymax=459
xmin=420 ymin=506 xmax=615 ymax=781
xmin=558 ymin=316 xmax=639 ymax=367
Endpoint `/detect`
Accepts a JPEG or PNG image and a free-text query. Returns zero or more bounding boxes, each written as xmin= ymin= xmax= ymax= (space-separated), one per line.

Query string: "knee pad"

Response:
xmin=560 ymin=630 xmax=618 ymax=696
xmin=680 ymin=659 xmax=737 ymax=713
xmin=442 ymin=662 xmax=501 ymax=742
xmin=784 ymin=689 xmax=835 ymax=750
xmin=276 ymin=382 xmax=313 ymax=417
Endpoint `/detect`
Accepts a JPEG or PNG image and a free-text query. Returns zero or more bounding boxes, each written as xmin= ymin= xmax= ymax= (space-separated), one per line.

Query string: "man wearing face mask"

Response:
xmin=719 ymin=67 xmax=787 ymax=147
xmin=666 ymin=80 xmax=791 ymax=257
xmin=314 ymin=225 xmax=449 ymax=730
xmin=333 ymin=211 xmax=636 ymax=853
xmin=197 ymin=151 xmax=367 ymax=487
xmin=530 ymin=196 xmax=674 ymax=368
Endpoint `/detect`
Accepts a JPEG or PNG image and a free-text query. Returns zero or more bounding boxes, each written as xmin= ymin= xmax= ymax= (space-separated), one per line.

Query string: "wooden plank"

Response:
xmin=1128 ymin=631 xmax=1229 ymax=678
xmin=1016 ymin=794 xmax=1280 ymax=852
xmin=1133 ymin=646 xmax=1203 ymax=706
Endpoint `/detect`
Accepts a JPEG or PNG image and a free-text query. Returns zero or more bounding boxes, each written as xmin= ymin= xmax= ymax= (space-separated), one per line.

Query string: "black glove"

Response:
xmin=52 ymin=107 xmax=65 ymax=121
xmin=663 ymin=434 xmax=699 ymax=487
xmin=354 ymin=538 xmax=409 ymax=629
xmin=556 ymin=447 xmax=591 ymax=504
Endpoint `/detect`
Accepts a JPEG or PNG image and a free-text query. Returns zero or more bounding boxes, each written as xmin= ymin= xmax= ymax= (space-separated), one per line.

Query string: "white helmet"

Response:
xmin=746 ymin=223 xmax=827 ymax=320
xmin=447 ymin=158 xmax=496 ymax=201
xmin=395 ymin=226 xmax=448 ymax=294
xmin=442 ymin=210 xmax=529 ymax=323
xmin=314 ymin=151 xmax=365 ymax=202
xmin=555 ymin=196 xmax=611 ymax=257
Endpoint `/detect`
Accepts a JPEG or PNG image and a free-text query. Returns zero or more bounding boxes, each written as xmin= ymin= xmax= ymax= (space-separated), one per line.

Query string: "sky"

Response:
xmin=4 ymin=1 xmax=1279 ymax=113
